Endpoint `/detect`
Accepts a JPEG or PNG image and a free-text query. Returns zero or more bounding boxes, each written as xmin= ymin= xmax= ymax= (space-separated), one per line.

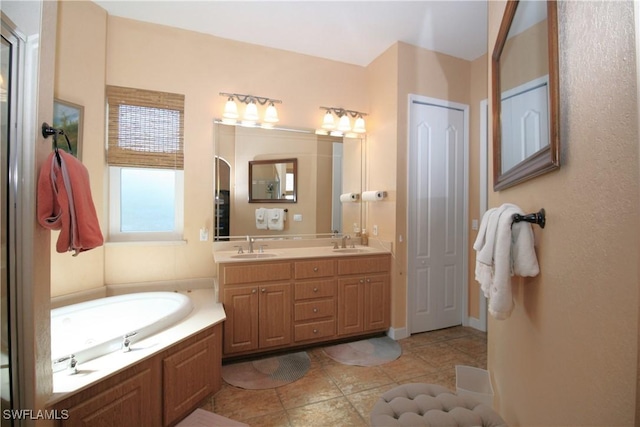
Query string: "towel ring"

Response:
xmin=512 ymin=208 xmax=545 ymax=229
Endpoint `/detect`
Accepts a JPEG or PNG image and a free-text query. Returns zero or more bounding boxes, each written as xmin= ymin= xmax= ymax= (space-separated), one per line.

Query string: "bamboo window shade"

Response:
xmin=106 ymin=85 xmax=185 ymax=169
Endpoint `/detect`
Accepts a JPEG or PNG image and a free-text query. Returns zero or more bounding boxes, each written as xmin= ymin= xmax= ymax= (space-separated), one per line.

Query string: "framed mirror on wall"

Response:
xmin=492 ymin=0 xmax=560 ymax=191
xmin=249 ymin=158 xmax=297 ymax=203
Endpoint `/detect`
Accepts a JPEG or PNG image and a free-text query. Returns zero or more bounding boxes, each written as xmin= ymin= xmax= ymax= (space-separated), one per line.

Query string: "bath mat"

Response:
xmin=323 ymin=336 xmax=402 ymax=366
xmin=221 ymin=351 xmax=310 ymax=389
xmin=177 ymin=409 xmax=248 ymax=426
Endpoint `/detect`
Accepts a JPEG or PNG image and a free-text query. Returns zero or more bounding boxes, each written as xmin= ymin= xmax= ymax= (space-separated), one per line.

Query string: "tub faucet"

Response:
xmin=122 ymin=331 xmax=137 ymax=352
xmin=55 ymin=354 xmax=77 ymax=375
xmin=341 ymin=234 xmax=351 ymax=249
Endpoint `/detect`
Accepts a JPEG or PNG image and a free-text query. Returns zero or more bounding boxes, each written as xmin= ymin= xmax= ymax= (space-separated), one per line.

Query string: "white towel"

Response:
xmin=473 ymin=203 xmax=539 ymax=320
xmin=255 ymin=208 xmax=267 ymax=230
xmin=267 ymin=208 xmax=285 ymax=231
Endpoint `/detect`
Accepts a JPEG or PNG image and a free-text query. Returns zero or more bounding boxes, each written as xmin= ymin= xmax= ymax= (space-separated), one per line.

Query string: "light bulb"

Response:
xmin=353 ymin=116 xmax=366 ymax=133
xmin=223 ymin=98 xmax=239 ymax=119
xmin=264 ymin=102 xmax=279 ymax=123
xmin=322 ymin=111 xmax=335 ymax=129
xmin=337 ymin=114 xmax=351 ymax=132
xmin=244 ymin=100 xmax=259 ymax=122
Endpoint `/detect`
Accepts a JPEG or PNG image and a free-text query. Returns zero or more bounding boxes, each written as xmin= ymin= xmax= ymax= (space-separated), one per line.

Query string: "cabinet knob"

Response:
xmin=313 ymin=267 xmax=319 ymax=272
xmin=252 ymin=289 xmax=257 ymax=294
xmin=366 ymin=278 xmax=371 ymax=283
xmin=313 ymin=307 xmax=318 ymax=313
xmin=313 ymin=287 xmax=318 ymax=292
xmin=313 ymin=329 xmax=318 ymax=334
xmin=359 ymin=279 xmax=365 ymax=284
xmin=261 ymin=288 xmax=266 ymax=293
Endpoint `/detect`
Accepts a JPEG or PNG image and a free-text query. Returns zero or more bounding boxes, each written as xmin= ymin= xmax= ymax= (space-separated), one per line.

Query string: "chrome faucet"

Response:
xmin=55 ymin=354 xmax=78 ymax=375
xmin=246 ymin=235 xmax=254 ymax=253
xmin=122 ymin=331 xmax=137 ymax=352
xmin=341 ymin=234 xmax=351 ymax=249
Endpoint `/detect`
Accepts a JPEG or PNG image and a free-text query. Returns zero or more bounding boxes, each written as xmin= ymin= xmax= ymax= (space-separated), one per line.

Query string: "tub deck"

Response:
xmin=47 ymin=288 xmax=225 ymax=406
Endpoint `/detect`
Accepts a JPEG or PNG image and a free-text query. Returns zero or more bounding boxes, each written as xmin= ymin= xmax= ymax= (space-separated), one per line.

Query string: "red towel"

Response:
xmin=37 ymin=151 xmax=103 ymax=255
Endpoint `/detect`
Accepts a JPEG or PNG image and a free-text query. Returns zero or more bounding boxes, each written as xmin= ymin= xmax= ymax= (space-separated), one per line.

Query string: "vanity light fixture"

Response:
xmin=319 ymin=106 xmax=367 ymax=134
xmin=220 ymin=92 xmax=282 ymax=126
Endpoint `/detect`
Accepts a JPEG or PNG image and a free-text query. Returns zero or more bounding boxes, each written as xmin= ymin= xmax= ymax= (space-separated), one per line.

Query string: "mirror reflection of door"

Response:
xmin=214 ymin=157 xmax=231 ymax=241
xmin=500 ymin=0 xmax=549 ymax=173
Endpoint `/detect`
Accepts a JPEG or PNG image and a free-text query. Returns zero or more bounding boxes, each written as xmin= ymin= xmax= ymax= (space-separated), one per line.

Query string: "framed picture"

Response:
xmin=53 ymin=98 xmax=83 ymax=159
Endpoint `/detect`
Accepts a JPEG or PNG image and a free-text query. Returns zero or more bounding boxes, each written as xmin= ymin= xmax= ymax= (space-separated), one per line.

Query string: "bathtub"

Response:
xmin=50 ymin=292 xmax=193 ymax=372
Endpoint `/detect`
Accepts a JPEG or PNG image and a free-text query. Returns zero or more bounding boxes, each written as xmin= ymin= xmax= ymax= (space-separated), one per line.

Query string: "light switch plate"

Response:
xmin=293 ymin=214 xmax=303 ymax=222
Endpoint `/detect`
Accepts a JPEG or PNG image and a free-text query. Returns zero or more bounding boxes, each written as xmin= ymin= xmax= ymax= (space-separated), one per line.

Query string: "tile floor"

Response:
xmin=200 ymin=326 xmax=487 ymax=427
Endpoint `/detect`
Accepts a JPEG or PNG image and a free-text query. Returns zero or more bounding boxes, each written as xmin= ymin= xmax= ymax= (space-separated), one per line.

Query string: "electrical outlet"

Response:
xmin=372 ymin=225 xmax=378 ymax=236
xmin=199 ymin=228 xmax=209 ymax=241
xmin=472 ymin=219 xmax=479 ymax=230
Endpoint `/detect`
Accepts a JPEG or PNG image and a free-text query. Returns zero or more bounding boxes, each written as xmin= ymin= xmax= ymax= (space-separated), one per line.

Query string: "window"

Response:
xmin=106 ymin=86 xmax=185 ymax=242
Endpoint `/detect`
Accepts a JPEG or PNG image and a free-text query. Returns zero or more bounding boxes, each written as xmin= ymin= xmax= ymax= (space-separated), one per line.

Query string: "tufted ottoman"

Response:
xmin=370 ymin=383 xmax=507 ymax=427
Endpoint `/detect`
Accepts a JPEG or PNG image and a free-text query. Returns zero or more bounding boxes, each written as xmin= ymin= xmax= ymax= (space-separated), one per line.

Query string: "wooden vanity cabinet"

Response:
xmin=218 ymin=253 xmax=390 ymax=358
xmin=220 ymin=261 xmax=292 ymax=355
xmin=337 ymin=256 xmax=391 ymax=337
xmin=293 ymin=259 xmax=337 ymax=343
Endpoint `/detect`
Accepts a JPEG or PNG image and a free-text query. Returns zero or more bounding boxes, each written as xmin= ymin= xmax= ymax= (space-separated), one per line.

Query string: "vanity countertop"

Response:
xmin=213 ymin=242 xmax=391 ymax=264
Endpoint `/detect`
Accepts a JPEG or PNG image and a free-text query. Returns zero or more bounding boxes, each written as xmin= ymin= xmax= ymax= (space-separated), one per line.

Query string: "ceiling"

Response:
xmin=92 ymin=0 xmax=488 ymax=66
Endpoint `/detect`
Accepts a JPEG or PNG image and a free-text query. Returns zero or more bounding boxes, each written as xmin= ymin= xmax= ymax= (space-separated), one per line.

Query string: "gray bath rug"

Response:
xmin=221 ymin=351 xmax=311 ymax=389
xmin=323 ymin=336 xmax=402 ymax=366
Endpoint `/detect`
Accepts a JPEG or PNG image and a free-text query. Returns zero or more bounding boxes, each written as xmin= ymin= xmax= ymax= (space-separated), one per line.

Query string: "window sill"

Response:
xmin=105 ymin=239 xmax=188 ymax=247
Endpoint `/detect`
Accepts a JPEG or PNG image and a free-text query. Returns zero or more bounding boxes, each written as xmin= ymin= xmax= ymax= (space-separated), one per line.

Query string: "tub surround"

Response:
xmin=47 ymin=288 xmax=225 ymax=404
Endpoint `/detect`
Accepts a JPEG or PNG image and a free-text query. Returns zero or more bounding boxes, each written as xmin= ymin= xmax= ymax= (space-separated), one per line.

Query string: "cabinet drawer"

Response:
xmin=221 ymin=262 xmax=291 ymax=285
xmin=294 ymin=299 xmax=335 ymax=321
xmin=294 ymin=319 xmax=336 ymax=342
xmin=294 ymin=280 xmax=336 ymax=300
xmin=337 ymin=255 xmax=391 ymax=276
xmin=294 ymin=259 xmax=335 ymax=279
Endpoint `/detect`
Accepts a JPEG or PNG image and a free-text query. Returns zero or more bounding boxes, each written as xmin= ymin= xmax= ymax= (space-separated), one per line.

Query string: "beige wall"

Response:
xmin=488 ymin=1 xmax=639 ymax=425
xmin=52 ymin=0 xmax=106 ymax=296
xmin=52 ymin=3 xmax=368 ymax=291
xmin=366 ymin=41 xmax=480 ymax=331
xmin=55 ymin=3 xmax=486 ymax=340
xmin=468 ymin=53 xmax=489 ymax=320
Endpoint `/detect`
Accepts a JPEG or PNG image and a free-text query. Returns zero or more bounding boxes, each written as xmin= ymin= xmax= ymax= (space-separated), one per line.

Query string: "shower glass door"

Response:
xmin=1 ymin=21 xmax=17 ymax=425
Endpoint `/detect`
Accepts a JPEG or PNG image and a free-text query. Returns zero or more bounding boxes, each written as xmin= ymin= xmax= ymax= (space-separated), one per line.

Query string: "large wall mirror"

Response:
xmin=213 ymin=122 xmax=363 ymax=240
xmin=492 ymin=0 xmax=560 ymax=190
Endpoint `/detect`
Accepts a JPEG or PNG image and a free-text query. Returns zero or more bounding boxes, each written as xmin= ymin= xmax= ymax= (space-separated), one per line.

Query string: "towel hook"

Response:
xmin=41 ymin=122 xmax=73 ymax=165
xmin=512 ymin=208 xmax=546 ymax=229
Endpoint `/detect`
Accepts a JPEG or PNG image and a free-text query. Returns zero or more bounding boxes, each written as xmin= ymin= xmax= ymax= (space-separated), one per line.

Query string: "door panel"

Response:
xmin=409 ymin=99 xmax=467 ymax=333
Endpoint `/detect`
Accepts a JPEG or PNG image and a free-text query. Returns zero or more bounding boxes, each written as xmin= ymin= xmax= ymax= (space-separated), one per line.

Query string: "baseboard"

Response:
xmin=468 ymin=316 xmax=487 ymax=332
xmin=387 ymin=326 xmax=409 ymax=340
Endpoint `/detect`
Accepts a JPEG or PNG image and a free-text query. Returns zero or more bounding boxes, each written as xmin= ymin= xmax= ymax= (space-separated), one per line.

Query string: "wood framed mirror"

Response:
xmin=492 ymin=0 xmax=560 ymax=190
xmin=248 ymin=158 xmax=297 ymax=203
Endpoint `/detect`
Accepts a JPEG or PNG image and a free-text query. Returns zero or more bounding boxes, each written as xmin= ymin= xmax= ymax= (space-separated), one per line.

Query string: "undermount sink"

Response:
xmin=231 ymin=253 xmax=278 ymax=259
xmin=332 ymin=248 xmax=372 ymax=254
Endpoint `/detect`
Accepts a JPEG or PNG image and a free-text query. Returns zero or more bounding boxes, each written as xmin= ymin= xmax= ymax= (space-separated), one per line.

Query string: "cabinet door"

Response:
xmin=259 ymin=283 xmax=292 ymax=349
xmin=163 ymin=331 xmax=219 ymax=426
xmin=337 ymin=277 xmax=364 ymax=335
xmin=364 ymin=274 xmax=390 ymax=331
xmin=223 ymin=286 xmax=259 ymax=354
xmin=60 ymin=368 xmax=156 ymax=427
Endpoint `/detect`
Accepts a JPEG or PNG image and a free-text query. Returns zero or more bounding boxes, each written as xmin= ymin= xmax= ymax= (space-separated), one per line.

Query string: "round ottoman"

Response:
xmin=370 ymin=383 xmax=507 ymax=427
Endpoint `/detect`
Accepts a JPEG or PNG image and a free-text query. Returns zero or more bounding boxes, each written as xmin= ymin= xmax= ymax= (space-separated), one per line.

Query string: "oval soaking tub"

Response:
xmin=51 ymin=292 xmax=193 ymax=372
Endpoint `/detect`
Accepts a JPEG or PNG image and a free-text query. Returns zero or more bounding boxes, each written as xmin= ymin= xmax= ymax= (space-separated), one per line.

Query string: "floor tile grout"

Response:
xmin=208 ymin=326 xmax=487 ymax=426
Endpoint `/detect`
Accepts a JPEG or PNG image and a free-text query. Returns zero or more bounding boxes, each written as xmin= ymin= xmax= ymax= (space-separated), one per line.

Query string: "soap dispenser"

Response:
xmin=361 ymin=229 xmax=369 ymax=246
